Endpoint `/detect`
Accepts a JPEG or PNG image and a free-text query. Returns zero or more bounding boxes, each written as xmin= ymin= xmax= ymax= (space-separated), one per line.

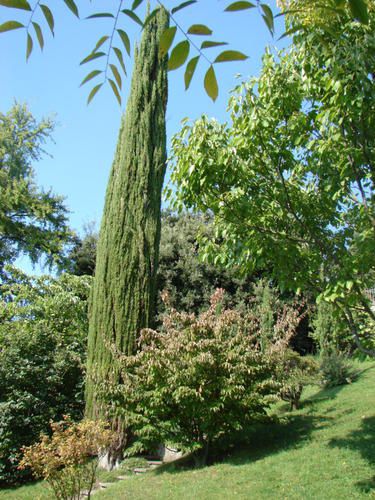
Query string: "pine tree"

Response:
xmin=85 ymin=7 xmax=168 ymax=426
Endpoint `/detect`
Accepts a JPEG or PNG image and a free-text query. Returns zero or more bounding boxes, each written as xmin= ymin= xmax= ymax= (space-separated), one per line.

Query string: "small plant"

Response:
xmin=319 ymin=351 xmax=358 ymax=388
xmin=19 ymin=417 xmax=115 ymax=500
xmin=275 ymin=350 xmax=318 ymax=410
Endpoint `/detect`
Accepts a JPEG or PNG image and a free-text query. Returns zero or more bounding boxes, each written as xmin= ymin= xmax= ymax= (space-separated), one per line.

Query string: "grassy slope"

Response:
xmin=1 ymin=361 xmax=374 ymax=499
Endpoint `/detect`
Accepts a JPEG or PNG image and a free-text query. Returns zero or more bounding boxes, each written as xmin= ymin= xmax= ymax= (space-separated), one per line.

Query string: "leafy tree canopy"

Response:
xmin=0 ymin=103 xmax=72 ymax=275
xmin=0 ymin=0 xmax=370 ymax=103
xmin=169 ymin=3 xmax=375 ymax=354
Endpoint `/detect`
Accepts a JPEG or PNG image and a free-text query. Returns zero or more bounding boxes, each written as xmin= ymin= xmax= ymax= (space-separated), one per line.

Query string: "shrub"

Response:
xmin=319 ymin=351 xmax=358 ymax=388
xmin=100 ymin=289 xmax=285 ymax=465
xmin=0 ymin=268 xmax=91 ymax=484
xmin=19 ymin=417 xmax=114 ymax=500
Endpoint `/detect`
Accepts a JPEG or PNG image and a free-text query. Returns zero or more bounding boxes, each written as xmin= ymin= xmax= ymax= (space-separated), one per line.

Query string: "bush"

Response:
xmin=319 ymin=351 xmax=358 ymax=388
xmin=100 ymin=289 xmax=299 ymax=465
xmin=0 ymin=268 xmax=91 ymax=485
xmin=19 ymin=417 xmax=114 ymax=500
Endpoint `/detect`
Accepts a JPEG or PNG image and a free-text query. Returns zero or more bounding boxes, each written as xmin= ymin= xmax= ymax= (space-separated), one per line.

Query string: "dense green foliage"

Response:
xmin=0 ymin=269 xmax=90 ymax=485
xmin=85 ymin=8 xmax=169 ymax=430
xmin=170 ymin=3 xmax=375 ymax=354
xmin=0 ymin=103 xmax=71 ymax=274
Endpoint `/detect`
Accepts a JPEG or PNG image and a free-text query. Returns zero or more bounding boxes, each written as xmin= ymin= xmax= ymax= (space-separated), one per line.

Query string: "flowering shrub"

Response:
xmin=19 ymin=417 xmax=115 ymax=500
xmin=102 ymin=289 xmax=283 ymax=465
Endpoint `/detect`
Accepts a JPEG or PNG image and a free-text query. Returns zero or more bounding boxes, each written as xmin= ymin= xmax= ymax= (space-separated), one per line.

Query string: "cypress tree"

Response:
xmin=85 ymin=7 xmax=168 ymax=427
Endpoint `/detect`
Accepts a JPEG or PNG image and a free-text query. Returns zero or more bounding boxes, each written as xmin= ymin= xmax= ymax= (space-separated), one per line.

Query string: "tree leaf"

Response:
xmin=80 ymin=51 xmax=106 ymax=65
xmin=187 ymin=24 xmax=213 ymax=36
xmin=0 ymin=20 xmax=23 ymax=33
xmin=204 ymin=65 xmax=218 ymax=101
xmin=86 ymin=12 xmax=114 ymax=19
xmin=93 ymin=35 xmax=109 ymax=52
xmin=214 ymin=50 xmax=248 ymax=63
xmin=32 ymin=21 xmax=43 ymax=50
xmin=26 ymin=32 xmax=33 ymax=60
xmin=260 ymin=3 xmax=274 ymax=35
xmin=184 ymin=56 xmax=199 ymax=90
xmin=171 ymin=0 xmax=197 ymax=15
xmin=348 ymin=0 xmax=369 ymax=23
xmin=0 ymin=0 xmax=30 ymax=10
xmin=224 ymin=1 xmax=255 ymax=11
xmin=122 ymin=9 xmax=143 ymax=27
xmin=132 ymin=0 xmax=144 ymax=10
xmin=110 ymin=64 xmax=122 ymax=89
xmin=113 ymin=47 xmax=127 ymax=75
xmin=80 ymin=69 xmax=102 ymax=87
xmin=159 ymin=26 xmax=177 ymax=57
xmin=87 ymin=83 xmax=103 ymax=105
xmin=168 ymin=40 xmax=190 ymax=71
xmin=117 ymin=29 xmax=130 ymax=56
xmin=108 ymin=78 xmax=122 ymax=105
xmin=201 ymin=40 xmax=228 ymax=49
xmin=63 ymin=0 xmax=79 ymax=18
xmin=40 ymin=4 xmax=54 ymax=36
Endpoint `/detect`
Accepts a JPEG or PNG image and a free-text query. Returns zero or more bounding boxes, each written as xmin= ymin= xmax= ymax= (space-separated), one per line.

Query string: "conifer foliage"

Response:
xmin=85 ymin=8 xmax=169 ymax=423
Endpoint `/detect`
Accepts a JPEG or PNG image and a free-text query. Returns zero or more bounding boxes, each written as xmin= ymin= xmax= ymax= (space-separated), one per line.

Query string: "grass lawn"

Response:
xmin=1 ymin=361 xmax=374 ymax=499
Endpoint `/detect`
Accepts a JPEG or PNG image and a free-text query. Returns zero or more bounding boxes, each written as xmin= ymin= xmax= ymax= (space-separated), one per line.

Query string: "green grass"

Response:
xmin=2 ymin=361 xmax=375 ymax=499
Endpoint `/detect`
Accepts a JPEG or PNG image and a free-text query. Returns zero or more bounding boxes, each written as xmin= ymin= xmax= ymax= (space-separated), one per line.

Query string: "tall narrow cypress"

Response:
xmin=85 ymin=8 xmax=168 ymax=424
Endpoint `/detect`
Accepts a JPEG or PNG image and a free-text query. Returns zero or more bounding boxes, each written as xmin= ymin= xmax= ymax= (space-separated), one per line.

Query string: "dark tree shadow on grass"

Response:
xmin=329 ymin=416 xmax=375 ymax=493
xmin=153 ymin=413 xmax=334 ymax=475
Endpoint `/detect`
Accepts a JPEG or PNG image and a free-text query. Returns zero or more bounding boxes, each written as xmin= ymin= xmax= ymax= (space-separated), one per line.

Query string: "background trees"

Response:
xmin=170 ymin=3 xmax=375 ymax=354
xmin=0 ymin=103 xmax=71 ymax=275
xmin=0 ymin=269 xmax=90 ymax=484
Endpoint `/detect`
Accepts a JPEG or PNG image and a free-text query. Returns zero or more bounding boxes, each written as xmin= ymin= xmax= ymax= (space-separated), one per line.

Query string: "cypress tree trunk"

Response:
xmin=85 ymin=8 xmax=168 ymax=434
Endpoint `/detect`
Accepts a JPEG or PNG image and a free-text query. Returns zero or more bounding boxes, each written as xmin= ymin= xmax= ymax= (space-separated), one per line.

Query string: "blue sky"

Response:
xmin=0 ymin=0 xmax=287 ymax=272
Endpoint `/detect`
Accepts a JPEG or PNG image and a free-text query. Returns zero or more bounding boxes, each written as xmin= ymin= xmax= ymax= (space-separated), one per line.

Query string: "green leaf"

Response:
xmin=0 ymin=0 xmax=30 ymax=10
xmin=108 ymin=78 xmax=122 ymax=105
xmin=225 ymin=1 xmax=255 ymax=11
xmin=110 ymin=64 xmax=122 ymax=89
xmin=32 ymin=21 xmax=43 ymax=50
xmin=132 ymin=0 xmax=144 ymax=9
xmin=204 ymin=65 xmax=218 ymax=101
xmin=184 ymin=56 xmax=199 ymax=89
xmin=40 ymin=4 xmax=54 ymax=36
xmin=168 ymin=40 xmax=190 ymax=71
xmin=26 ymin=32 xmax=33 ymax=60
xmin=80 ymin=69 xmax=102 ymax=87
xmin=159 ymin=26 xmax=177 ymax=57
xmin=87 ymin=83 xmax=103 ymax=105
xmin=187 ymin=24 xmax=212 ymax=36
xmin=201 ymin=40 xmax=228 ymax=49
xmin=86 ymin=12 xmax=114 ymax=19
xmin=117 ymin=29 xmax=130 ymax=56
xmin=63 ymin=0 xmax=79 ymax=18
xmin=171 ymin=1 xmax=197 ymax=14
xmin=122 ymin=9 xmax=143 ymax=27
xmin=260 ymin=4 xmax=274 ymax=35
xmin=80 ymin=51 xmax=106 ymax=65
xmin=113 ymin=47 xmax=127 ymax=75
xmin=214 ymin=50 xmax=248 ymax=63
xmin=93 ymin=35 xmax=109 ymax=52
xmin=0 ymin=20 xmax=24 ymax=33
xmin=348 ymin=0 xmax=369 ymax=23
